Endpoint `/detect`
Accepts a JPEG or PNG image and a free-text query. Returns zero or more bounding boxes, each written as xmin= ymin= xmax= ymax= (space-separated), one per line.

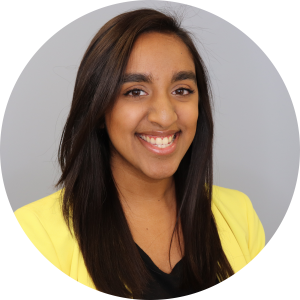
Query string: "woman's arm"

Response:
xmin=1 ymin=207 xmax=67 ymax=300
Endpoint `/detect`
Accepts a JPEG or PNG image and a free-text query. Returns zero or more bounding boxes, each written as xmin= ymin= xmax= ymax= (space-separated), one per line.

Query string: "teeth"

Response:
xmin=156 ymin=138 xmax=163 ymax=145
xmin=139 ymin=133 xmax=177 ymax=148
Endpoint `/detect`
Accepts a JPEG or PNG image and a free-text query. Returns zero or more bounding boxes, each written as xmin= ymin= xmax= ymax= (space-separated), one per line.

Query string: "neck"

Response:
xmin=110 ymin=153 xmax=177 ymax=221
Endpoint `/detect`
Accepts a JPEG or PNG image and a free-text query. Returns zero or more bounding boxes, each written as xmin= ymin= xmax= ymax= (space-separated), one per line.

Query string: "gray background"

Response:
xmin=1 ymin=0 xmax=299 ymax=244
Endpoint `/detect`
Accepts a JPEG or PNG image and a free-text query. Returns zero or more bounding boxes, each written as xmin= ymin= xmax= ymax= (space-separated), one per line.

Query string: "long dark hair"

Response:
xmin=56 ymin=8 xmax=234 ymax=298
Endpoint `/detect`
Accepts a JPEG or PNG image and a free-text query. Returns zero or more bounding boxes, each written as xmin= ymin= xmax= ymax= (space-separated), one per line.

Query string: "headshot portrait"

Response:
xmin=1 ymin=1 xmax=299 ymax=299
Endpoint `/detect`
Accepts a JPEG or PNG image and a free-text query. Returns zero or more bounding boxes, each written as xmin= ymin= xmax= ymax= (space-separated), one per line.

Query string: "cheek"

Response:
xmin=177 ymin=104 xmax=198 ymax=138
xmin=105 ymin=102 xmax=145 ymax=142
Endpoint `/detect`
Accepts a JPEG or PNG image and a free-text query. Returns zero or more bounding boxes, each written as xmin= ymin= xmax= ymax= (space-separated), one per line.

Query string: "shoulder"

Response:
xmin=212 ymin=186 xmax=259 ymax=239
xmin=14 ymin=190 xmax=75 ymax=275
xmin=212 ymin=185 xmax=251 ymax=225
xmin=10 ymin=190 xmax=68 ymax=239
xmin=15 ymin=189 xmax=62 ymax=212
xmin=212 ymin=185 xmax=265 ymax=262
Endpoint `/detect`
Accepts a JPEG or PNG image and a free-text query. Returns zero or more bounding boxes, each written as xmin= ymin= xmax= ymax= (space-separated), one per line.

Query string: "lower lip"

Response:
xmin=136 ymin=132 xmax=180 ymax=155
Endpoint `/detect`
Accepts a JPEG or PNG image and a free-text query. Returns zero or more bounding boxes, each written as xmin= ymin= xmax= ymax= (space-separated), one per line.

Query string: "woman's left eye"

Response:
xmin=124 ymin=89 xmax=147 ymax=97
xmin=172 ymin=88 xmax=194 ymax=96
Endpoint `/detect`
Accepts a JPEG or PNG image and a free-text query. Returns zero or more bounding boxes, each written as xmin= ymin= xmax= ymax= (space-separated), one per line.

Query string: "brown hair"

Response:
xmin=56 ymin=8 xmax=234 ymax=298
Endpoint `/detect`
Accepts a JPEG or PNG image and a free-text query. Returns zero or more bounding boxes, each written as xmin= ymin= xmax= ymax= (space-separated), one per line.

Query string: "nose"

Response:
xmin=147 ymin=92 xmax=178 ymax=128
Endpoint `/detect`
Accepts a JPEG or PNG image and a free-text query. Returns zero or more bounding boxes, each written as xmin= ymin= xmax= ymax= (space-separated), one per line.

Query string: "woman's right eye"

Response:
xmin=124 ymin=89 xmax=147 ymax=97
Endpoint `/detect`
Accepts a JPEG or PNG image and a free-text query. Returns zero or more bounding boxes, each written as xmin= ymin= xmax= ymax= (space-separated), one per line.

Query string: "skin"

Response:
xmin=105 ymin=32 xmax=199 ymax=273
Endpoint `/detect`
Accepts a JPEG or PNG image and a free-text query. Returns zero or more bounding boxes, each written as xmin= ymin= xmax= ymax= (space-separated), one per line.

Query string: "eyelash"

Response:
xmin=124 ymin=88 xmax=195 ymax=97
xmin=124 ymin=89 xmax=147 ymax=97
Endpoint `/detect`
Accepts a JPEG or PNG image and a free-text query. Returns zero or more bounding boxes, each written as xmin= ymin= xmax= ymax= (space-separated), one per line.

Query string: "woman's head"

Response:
xmin=58 ymin=8 xmax=213 ymax=181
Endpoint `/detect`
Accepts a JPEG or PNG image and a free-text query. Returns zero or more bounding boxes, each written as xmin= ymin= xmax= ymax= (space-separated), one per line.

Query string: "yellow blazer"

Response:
xmin=14 ymin=185 xmax=265 ymax=291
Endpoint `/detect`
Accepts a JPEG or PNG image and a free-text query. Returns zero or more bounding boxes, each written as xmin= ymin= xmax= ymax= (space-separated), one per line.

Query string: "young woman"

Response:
xmin=14 ymin=8 xmax=265 ymax=299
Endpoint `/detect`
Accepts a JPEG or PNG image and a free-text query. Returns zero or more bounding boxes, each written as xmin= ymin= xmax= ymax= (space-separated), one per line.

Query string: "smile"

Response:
xmin=138 ymin=134 xmax=176 ymax=148
xmin=136 ymin=131 xmax=180 ymax=155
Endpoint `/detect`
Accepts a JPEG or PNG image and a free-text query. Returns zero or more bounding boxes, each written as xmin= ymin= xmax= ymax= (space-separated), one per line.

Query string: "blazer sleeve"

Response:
xmin=1 ymin=207 xmax=67 ymax=300
xmin=246 ymin=197 xmax=280 ymax=300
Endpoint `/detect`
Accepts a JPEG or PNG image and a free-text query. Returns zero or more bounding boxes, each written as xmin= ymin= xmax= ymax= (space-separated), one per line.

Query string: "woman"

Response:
xmin=14 ymin=8 xmax=265 ymax=299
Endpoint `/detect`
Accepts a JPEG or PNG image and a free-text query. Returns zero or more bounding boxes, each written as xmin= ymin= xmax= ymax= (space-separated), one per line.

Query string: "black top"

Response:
xmin=136 ymin=244 xmax=197 ymax=299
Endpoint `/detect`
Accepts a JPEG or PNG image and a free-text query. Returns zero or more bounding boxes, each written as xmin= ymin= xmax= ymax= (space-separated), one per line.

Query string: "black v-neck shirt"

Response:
xmin=136 ymin=244 xmax=197 ymax=299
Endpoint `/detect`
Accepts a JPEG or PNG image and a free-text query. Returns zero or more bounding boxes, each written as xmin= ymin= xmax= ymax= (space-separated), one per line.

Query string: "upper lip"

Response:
xmin=136 ymin=130 xmax=180 ymax=137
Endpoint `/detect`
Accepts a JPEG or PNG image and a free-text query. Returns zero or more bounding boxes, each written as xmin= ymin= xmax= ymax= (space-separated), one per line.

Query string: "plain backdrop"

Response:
xmin=0 ymin=0 xmax=299 ymax=299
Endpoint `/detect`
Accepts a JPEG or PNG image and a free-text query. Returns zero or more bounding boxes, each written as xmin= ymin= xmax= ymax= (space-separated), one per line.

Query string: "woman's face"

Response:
xmin=105 ymin=32 xmax=199 ymax=180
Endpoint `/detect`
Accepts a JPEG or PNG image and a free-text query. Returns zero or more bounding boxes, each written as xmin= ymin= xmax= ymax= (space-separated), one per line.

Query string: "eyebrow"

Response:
xmin=171 ymin=71 xmax=197 ymax=84
xmin=122 ymin=73 xmax=153 ymax=83
xmin=121 ymin=71 xmax=197 ymax=84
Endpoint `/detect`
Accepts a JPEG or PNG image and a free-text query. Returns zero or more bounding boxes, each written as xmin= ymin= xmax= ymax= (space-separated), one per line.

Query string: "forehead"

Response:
xmin=126 ymin=32 xmax=195 ymax=75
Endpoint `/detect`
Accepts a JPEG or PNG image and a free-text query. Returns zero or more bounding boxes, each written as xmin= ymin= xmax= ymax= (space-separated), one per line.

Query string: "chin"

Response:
xmin=142 ymin=163 xmax=179 ymax=180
